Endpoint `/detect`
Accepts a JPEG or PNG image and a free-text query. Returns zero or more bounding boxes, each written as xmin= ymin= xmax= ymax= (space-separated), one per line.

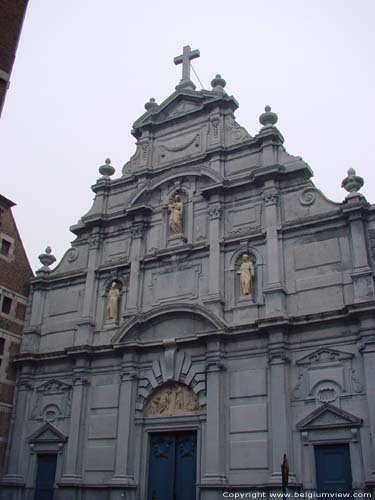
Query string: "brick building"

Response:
xmin=0 ymin=195 xmax=33 ymax=475
xmin=0 ymin=0 xmax=29 ymax=117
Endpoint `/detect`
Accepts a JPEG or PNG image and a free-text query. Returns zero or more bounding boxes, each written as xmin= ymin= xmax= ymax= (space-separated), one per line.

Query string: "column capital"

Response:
xmin=208 ymin=202 xmax=223 ymax=220
xmin=263 ymin=187 xmax=279 ymax=206
xmin=130 ymin=221 xmax=148 ymax=239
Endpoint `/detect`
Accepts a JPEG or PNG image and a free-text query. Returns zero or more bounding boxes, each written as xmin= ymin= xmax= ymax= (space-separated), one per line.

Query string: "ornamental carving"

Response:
xmin=299 ymin=187 xmax=317 ymax=206
xmin=144 ymin=383 xmax=200 ymax=417
xmin=262 ymin=189 xmax=279 ymax=206
xmin=66 ymin=247 xmax=79 ymax=262
xmin=208 ymin=204 xmax=222 ymax=220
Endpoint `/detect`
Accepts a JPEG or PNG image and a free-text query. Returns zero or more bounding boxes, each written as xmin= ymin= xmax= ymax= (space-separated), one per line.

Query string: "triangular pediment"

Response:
xmin=296 ymin=348 xmax=353 ymax=366
xmin=36 ymin=378 xmax=71 ymax=394
xmin=28 ymin=422 xmax=67 ymax=443
xmin=132 ymin=89 xmax=238 ymax=131
xmin=297 ymin=403 xmax=362 ymax=431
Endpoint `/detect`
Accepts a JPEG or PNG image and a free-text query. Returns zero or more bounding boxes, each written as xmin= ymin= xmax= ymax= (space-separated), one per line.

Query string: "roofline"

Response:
xmin=0 ymin=194 xmax=16 ymax=209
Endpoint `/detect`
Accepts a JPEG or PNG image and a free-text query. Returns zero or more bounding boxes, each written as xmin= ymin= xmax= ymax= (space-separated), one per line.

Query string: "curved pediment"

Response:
xmin=112 ymin=303 xmax=226 ymax=344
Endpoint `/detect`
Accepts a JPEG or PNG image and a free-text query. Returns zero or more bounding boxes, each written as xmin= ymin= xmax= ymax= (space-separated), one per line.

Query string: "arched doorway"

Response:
xmin=144 ymin=383 xmax=200 ymax=500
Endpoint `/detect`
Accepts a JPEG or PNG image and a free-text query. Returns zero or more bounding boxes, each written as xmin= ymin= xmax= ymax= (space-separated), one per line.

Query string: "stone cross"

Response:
xmin=174 ymin=45 xmax=200 ymax=83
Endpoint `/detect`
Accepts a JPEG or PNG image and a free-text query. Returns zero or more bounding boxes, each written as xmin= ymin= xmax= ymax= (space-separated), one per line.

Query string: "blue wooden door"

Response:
xmin=315 ymin=444 xmax=353 ymax=494
xmin=34 ymin=454 xmax=57 ymax=500
xmin=147 ymin=431 xmax=197 ymax=500
xmin=175 ymin=432 xmax=197 ymax=500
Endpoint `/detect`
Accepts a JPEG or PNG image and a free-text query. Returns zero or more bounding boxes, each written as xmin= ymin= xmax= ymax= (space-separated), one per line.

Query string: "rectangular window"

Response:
xmin=0 ymin=239 xmax=11 ymax=256
xmin=1 ymin=297 xmax=12 ymax=314
xmin=0 ymin=338 xmax=4 ymax=355
xmin=16 ymin=303 xmax=26 ymax=321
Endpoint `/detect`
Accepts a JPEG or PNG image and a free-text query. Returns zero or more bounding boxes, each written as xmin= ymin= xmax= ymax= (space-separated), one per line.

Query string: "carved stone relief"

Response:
xmin=144 ymin=383 xmax=200 ymax=417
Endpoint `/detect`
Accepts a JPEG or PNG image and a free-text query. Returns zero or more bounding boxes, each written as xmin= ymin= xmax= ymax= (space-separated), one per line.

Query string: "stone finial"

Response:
xmin=259 ymin=105 xmax=278 ymax=127
xmin=341 ymin=168 xmax=364 ymax=197
xmin=211 ymin=74 xmax=226 ymax=92
xmin=38 ymin=246 xmax=56 ymax=271
xmin=99 ymin=158 xmax=115 ymax=178
xmin=145 ymin=97 xmax=158 ymax=112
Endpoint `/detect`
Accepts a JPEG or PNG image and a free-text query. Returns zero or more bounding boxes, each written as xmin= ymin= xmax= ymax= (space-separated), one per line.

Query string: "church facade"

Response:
xmin=2 ymin=47 xmax=375 ymax=500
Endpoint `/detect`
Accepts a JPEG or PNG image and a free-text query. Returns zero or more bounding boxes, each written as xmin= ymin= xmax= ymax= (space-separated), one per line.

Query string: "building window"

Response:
xmin=1 ymin=296 xmax=12 ymax=314
xmin=0 ymin=239 xmax=11 ymax=256
xmin=0 ymin=338 xmax=4 ymax=355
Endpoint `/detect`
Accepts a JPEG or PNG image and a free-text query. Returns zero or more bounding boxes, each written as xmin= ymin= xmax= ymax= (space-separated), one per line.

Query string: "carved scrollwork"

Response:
xmin=299 ymin=187 xmax=317 ymax=206
xmin=66 ymin=247 xmax=79 ymax=262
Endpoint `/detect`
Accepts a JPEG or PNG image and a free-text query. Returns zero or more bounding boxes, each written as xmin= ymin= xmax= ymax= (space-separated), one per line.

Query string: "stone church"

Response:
xmin=2 ymin=46 xmax=375 ymax=500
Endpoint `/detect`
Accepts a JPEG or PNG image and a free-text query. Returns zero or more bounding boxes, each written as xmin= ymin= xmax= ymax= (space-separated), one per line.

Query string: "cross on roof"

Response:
xmin=174 ymin=45 xmax=200 ymax=84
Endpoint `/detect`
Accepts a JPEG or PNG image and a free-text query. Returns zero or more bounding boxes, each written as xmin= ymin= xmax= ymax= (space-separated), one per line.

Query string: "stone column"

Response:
xmin=75 ymin=230 xmax=101 ymax=345
xmin=202 ymin=340 xmax=226 ymax=487
xmin=268 ymin=329 xmax=294 ymax=486
xmin=126 ymin=222 xmax=146 ymax=315
xmin=359 ymin=316 xmax=375 ymax=479
xmin=262 ymin=181 xmax=286 ymax=317
xmin=111 ymin=353 xmax=137 ymax=485
xmin=4 ymin=373 xmax=33 ymax=482
xmin=61 ymin=361 xmax=89 ymax=482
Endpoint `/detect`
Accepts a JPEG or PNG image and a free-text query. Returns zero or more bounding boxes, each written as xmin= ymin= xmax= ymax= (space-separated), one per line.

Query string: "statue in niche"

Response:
xmin=144 ymin=383 xmax=199 ymax=417
xmin=168 ymin=194 xmax=183 ymax=234
xmin=106 ymin=281 xmax=120 ymax=320
xmin=238 ymin=253 xmax=255 ymax=299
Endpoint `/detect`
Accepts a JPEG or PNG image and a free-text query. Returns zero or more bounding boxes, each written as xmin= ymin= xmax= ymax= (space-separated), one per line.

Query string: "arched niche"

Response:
xmin=143 ymin=382 xmax=200 ymax=418
xmin=228 ymin=246 xmax=264 ymax=306
xmin=101 ymin=277 xmax=126 ymax=326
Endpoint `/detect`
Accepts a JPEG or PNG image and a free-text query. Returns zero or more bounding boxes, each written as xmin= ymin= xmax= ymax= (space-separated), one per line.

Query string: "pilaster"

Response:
xmin=359 ymin=316 xmax=375 ymax=479
xmin=126 ymin=221 xmax=147 ymax=315
xmin=60 ymin=360 xmax=90 ymax=483
xmin=201 ymin=340 xmax=226 ymax=486
xmin=110 ymin=353 xmax=137 ymax=486
xmin=342 ymin=195 xmax=374 ymax=302
xmin=262 ymin=181 xmax=286 ymax=317
xmin=3 ymin=372 xmax=33 ymax=484
xmin=75 ymin=230 xmax=102 ymax=345
xmin=204 ymin=197 xmax=224 ymax=316
xmin=267 ymin=329 xmax=295 ymax=486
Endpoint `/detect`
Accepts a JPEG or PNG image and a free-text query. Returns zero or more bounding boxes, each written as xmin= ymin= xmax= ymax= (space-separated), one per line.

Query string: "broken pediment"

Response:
xmin=297 ymin=403 xmax=362 ymax=431
xmin=28 ymin=422 xmax=67 ymax=443
xmin=296 ymin=348 xmax=353 ymax=366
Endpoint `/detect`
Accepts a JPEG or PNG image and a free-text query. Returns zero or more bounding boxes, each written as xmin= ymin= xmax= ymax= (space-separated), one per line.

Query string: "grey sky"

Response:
xmin=1 ymin=0 xmax=374 ymax=270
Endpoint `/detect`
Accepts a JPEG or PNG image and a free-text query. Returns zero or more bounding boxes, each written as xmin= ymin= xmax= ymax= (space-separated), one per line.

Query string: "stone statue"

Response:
xmin=106 ymin=282 xmax=120 ymax=320
xmin=168 ymin=194 xmax=183 ymax=234
xmin=238 ymin=254 xmax=255 ymax=299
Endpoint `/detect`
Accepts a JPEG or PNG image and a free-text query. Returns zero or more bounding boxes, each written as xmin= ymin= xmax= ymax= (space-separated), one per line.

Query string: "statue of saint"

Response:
xmin=106 ymin=282 xmax=120 ymax=320
xmin=238 ymin=254 xmax=255 ymax=299
xmin=168 ymin=194 xmax=183 ymax=234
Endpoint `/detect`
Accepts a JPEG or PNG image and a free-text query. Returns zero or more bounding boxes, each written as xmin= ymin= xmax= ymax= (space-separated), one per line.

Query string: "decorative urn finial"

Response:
xmin=38 ymin=246 xmax=56 ymax=271
xmin=211 ymin=74 xmax=226 ymax=92
xmin=259 ymin=105 xmax=278 ymax=127
xmin=99 ymin=158 xmax=115 ymax=178
xmin=145 ymin=97 xmax=158 ymax=112
xmin=341 ymin=168 xmax=364 ymax=197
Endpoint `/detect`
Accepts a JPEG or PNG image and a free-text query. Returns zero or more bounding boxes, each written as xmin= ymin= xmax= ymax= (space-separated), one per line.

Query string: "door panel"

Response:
xmin=175 ymin=432 xmax=197 ymax=500
xmin=147 ymin=433 xmax=175 ymax=500
xmin=315 ymin=444 xmax=353 ymax=494
xmin=34 ymin=454 xmax=57 ymax=500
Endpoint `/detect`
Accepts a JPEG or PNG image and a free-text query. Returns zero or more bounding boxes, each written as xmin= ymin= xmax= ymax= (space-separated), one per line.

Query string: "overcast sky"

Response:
xmin=1 ymin=0 xmax=374 ymax=271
